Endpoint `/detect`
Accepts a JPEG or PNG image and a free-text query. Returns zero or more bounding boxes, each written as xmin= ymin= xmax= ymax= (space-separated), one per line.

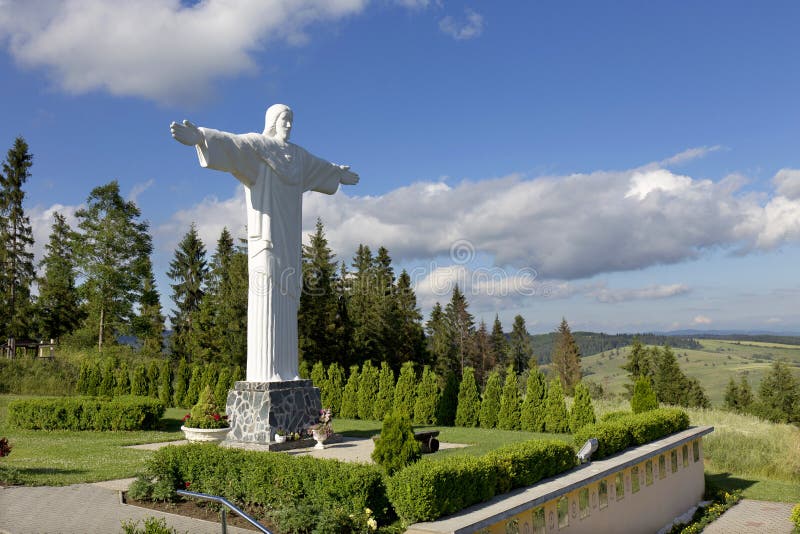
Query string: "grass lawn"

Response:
xmin=0 ymin=395 xmax=184 ymax=486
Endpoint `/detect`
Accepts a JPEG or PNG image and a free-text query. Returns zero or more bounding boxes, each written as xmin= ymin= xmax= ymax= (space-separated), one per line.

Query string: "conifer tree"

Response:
xmin=340 ymin=365 xmax=361 ymax=419
xmin=214 ymin=366 xmax=232 ymax=407
xmin=371 ymin=411 xmax=421 ymax=475
xmin=168 ymin=223 xmax=208 ymax=360
xmin=298 ymin=219 xmax=341 ymax=366
xmin=310 ymin=361 xmax=327 ymax=396
xmin=508 ymin=315 xmax=533 ymax=375
xmin=201 ymin=362 xmax=219 ymax=393
xmin=184 ymin=365 xmax=202 ymax=408
xmin=394 ymin=361 xmax=417 ymax=419
xmin=622 ymin=338 xmax=656 ymax=396
xmin=498 ymin=366 xmax=521 ymax=430
xmin=479 ymin=370 xmax=502 ymax=429
xmin=490 ymin=315 xmax=508 ymax=369
xmin=99 ymin=359 xmax=117 ymax=397
xmin=436 ymin=371 xmax=459 ymax=426
xmin=755 ymin=360 xmax=799 ymax=423
xmin=631 ymin=376 xmax=658 ymax=413
xmin=393 ymin=270 xmax=428 ymax=367
xmin=147 ymin=361 xmax=160 ymax=398
xmin=35 ymin=212 xmax=82 ymax=341
xmin=131 ymin=364 xmax=148 ymax=397
xmin=569 ymin=382 xmax=596 ymax=432
xmin=115 ymin=362 xmax=131 ymax=396
xmin=135 ymin=263 xmax=165 ymax=357
xmin=686 ymin=377 xmax=711 ymax=409
xmin=0 ymin=137 xmax=36 ymax=339
xmin=358 ymin=360 xmax=380 ymax=420
xmin=455 ymin=367 xmax=480 ymax=427
xmin=543 ymin=378 xmax=570 ymax=433
xmin=159 ymin=360 xmax=173 ymax=407
xmin=653 ymin=346 xmax=688 ymax=405
xmin=172 ymin=359 xmax=189 ymax=407
xmin=550 ymin=318 xmax=582 ymax=394
xmin=326 ymin=362 xmax=345 ymax=416
xmin=473 ymin=320 xmax=493 ymax=387
xmin=737 ymin=375 xmax=754 ymax=411
xmin=445 ymin=285 xmax=476 ymax=377
xmin=724 ymin=377 xmax=739 ymax=412
xmin=426 ymin=303 xmax=453 ymax=375
xmin=374 ymin=361 xmax=396 ymax=421
xmin=413 ymin=365 xmax=440 ymax=425
xmin=348 ymin=244 xmax=381 ymax=364
xmin=520 ymin=369 xmax=548 ymax=432
xmin=85 ymin=361 xmax=101 ymax=396
xmin=74 ymin=181 xmax=153 ymax=351
xmin=76 ymin=361 xmax=90 ymax=395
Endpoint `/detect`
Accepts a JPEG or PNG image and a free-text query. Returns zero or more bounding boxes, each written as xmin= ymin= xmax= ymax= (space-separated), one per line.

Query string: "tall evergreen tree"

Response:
xmin=348 ymin=244 xmax=381 ymax=364
xmin=473 ymin=320 xmax=493 ymax=387
xmin=631 ymin=376 xmax=658 ymax=413
xmin=737 ymin=375 xmax=754 ymax=411
xmin=0 ymin=137 xmax=36 ymax=339
xmin=520 ymin=368 xmax=547 ymax=432
xmin=569 ymin=382 xmax=596 ymax=432
xmin=436 ymin=371 xmax=459 ymax=426
xmin=135 ymin=258 xmax=164 ymax=356
xmin=455 ymin=367 xmax=480 ymax=427
xmin=426 ymin=302 xmax=453 ymax=375
xmin=374 ymin=361 xmax=396 ymax=421
xmin=756 ymin=360 xmax=799 ymax=423
xmin=74 ymin=181 xmax=153 ymax=351
xmin=298 ymin=219 xmax=340 ymax=366
xmin=358 ymin=360 xmax=380 ymax=420
xmin=550 ymin=318 xmax=582 ymax=394
xmin=444 ymin=285 xmax=476 ymax=377
xmin=508 ymin=315 xmax=533 ymax=375
xmin=489 ymin=315 xmax=508 ymax=369
xmin=326 ymin=362 xmax=345 ymax=416
xmin=622 ymin=338 xmax=656 ymax=396
xmin=340 ymin=365 xmax=361 ymax=419
xmin=497 ymin=366 xmax=521 ymax=430
xmin=413 ymin=365 xmax=440 ymax=425
xmin=394 ymin=361 xmax=417 ymax=419
xmin=543 ymin=378 xmax=570 ymax=433
xmin=35 ymin=212 xmax=83 ymax=341
xmin=653 ymin=346 xmax=686 ymax=405
xmin=479 ymin=370 xmax=502 ymax=429
xmin=167 ymin=223 xmax=208 ymax=360
xmin=393 ymin=270 xmax=428 ymax=367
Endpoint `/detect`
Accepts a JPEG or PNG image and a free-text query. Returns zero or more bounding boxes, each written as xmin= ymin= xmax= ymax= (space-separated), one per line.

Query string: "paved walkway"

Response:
xmin=703 ymin=499 xmax=796 ymax=534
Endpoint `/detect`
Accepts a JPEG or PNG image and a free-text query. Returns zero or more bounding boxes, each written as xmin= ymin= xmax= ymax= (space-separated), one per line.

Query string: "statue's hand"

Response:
xmin=170 ymin=119 xmax=204 ymax=146
xmin=338 ymin=165 xmax=359 ymax=185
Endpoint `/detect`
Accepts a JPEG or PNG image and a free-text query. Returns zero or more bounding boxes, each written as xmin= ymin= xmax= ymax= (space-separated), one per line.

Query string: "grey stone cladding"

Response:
xmin=224 ymin=380 xmax=322 ymax=444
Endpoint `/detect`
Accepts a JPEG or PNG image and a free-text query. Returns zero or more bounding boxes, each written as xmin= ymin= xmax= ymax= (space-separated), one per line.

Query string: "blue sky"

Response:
xmin=1 ymin=1 xmax=799 ymax=334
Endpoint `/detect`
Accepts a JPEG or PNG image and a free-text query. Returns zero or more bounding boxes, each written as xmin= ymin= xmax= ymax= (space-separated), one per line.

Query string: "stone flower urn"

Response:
xmin=181 ymin=425 xmax=230 ymax=444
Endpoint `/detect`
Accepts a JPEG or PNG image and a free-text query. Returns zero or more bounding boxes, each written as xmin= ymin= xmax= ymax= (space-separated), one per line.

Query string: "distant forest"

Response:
xmin=529 ymin=332 xmax=701 ymax=362
xmin=691 ymin=334 xmax=800 ymax=346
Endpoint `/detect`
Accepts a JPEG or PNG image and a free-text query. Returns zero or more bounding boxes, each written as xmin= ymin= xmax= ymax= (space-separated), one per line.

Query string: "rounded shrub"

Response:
xmin=371 ymin=411 xmax=421 ymax=475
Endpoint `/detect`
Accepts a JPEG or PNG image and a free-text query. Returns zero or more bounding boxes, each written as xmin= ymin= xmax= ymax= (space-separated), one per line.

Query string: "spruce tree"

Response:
xmin=135 ymin=263 xmax=165 ymax=357
xmin=436 ymin=371 xmax=459 ymax=426
xmin=358 ymin=360 xmax=380 ymax=420
xmin=479 ymin=370 xmax=502 ymax=429
xmin=310 ymin=361 xmax=327 ymax=392
xmin=393 ymin=270 xmax=428 ymax=368
xmin=394 ymin=361 xmax=417 ymax=419
xmin=498 ymin=366 xmax=521 ymax=430
xmin=99 ymin=360 xmax=117 ymax=397
xmin=631 ymin=376 xmax=658 ymax=413
xmin=326 ymin=362 xmax=345 ymax=416
xmin=550 ymin=318 xmax=581 ymax=394
xmin=455 ymin=367 xmax=480 ymax=427
xmin=445 ymin=285 xmax=476 ymax=377
xmin=724 ymin=377 xmax=740 ymax=412
xmin=184 ymin=365 xmax=202 ymax=407
xmin=569 ymin=382 xmax=596 ymax=432
xmin=520 ymin=369 xmax=547 ymax=432
xmin=115 ymin=362 xmax=131 ymax=396
xmin=159 ymin=360 xmax=173 ymax=408
xmin=214 ymin=366 xmax=232 ymax=408
xmin=35 ymin=212 xmax=82 ymax=341
xmin=413 ymin=365 xmax=440 ymax=425
xmin=686 ymin=377 xmax=711 ymax=409
xmin=340 ymin=365 xmax=361 ymax=419
xmin=0 ymin=137 xmax=36 ymax=339
xmin=508 ymin=315 xmax=533 ymax=375
xmin=374 ymin=361 xmax=396 ymax=421
xmin=653 ymin=346 xmax=688 ymax=405
xmin=426 ymin=303 xmax=454 ymax=376
xmin=755 ymin=360 xmax=799 ymax=423
xmin=74 ymin=181 xmax=153 ymax=351
xmin=168 ymin=223 xmax=208 ymax=360
xmin=172 ymin=359 xmax=189 ymax=407
xmin=737 ymin=375 xmax=754 ymax=411
xmin=147 ymin=361 xmax=160 ymax=398
xmin=131 ymin=364 xmax=148 ymax=397
xmin=473 ymin=320 xmax=493 ymax=387
xmin=543 ymin=378 xmax=570 ymax=433
xmin=490 ymin=315 xmax=508 ymax=369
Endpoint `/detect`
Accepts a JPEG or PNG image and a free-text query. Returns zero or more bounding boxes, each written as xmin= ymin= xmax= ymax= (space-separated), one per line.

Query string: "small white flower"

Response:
xmin=367 ymin=518 xmax=378 ymax=531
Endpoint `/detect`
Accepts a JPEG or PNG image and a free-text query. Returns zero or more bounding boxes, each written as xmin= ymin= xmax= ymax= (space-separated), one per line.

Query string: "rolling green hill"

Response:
xmin=580 ymin=339 xmax=800 ymax=407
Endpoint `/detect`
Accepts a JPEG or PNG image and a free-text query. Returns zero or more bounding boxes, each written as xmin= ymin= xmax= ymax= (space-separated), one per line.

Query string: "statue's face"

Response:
xmin=275 ymin=110 xmax=292 ymax=142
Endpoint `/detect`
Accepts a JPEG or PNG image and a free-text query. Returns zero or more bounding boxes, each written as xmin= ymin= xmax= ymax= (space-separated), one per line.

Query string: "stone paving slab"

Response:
xmin=0 ymin=483 xmax=253 ymax=534
xmin=702 ymin=499 xmax=795 ymax=534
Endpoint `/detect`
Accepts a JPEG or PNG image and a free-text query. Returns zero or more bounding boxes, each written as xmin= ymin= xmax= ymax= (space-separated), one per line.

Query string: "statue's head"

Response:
xmin=264 ymin=104 xmax=293 ymax=142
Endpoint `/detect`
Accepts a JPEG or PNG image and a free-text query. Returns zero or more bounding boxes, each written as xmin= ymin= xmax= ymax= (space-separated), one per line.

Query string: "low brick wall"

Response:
xmin=406 ymin=426 xmax=713 ymax=534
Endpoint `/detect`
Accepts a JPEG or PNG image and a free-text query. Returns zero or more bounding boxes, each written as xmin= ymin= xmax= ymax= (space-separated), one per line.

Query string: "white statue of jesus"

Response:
xmin=170 ymin=104 xmax=358 ymax=382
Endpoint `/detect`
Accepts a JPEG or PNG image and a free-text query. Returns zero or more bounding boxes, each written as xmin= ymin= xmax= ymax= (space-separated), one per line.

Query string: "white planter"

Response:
xmin=181 ymin=425 xmax=230 ymax=444
xmin=274 ymin=434 xmax=287 ymax=443
xmin=312 ymin=429 xmax=327 ymax=450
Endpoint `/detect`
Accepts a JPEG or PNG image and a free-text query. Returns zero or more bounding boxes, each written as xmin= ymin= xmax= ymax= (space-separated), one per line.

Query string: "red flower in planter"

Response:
xmin=185 ymin=482 xmax=191 ymax=488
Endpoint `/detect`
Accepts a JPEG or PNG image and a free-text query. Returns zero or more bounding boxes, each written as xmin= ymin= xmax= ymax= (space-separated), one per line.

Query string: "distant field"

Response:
xmin=581 ymin=339 xmax=800 ymax=407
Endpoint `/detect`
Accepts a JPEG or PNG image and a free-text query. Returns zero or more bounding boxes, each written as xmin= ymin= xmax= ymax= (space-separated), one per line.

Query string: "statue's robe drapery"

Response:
xmin=195 ymin=128 xmax=342 ymax=382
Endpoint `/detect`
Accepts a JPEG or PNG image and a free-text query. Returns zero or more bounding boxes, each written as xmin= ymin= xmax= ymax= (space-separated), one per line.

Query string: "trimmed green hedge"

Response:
xmin=573 ymin=407 xmax=690 ymax=459
xmin=139 ymin=444 xmax=391 ymax=532
xmin=8 ymin=396 xmax=165 ymax=431
xmin=387 ymin=440 xmax=577 ymax=524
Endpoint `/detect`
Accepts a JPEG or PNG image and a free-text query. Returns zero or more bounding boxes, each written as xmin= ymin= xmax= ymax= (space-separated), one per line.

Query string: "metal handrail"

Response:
xmin=176 ymin=489 xmax=272 ymax=534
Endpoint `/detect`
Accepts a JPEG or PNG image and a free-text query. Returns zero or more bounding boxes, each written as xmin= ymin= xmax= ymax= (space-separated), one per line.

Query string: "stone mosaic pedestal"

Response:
xmin=223 ymin=380 xmax=321 ymax=448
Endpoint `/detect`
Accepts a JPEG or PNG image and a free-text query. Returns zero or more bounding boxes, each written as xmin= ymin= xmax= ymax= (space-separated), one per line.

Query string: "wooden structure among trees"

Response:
xmin=2 ymin=338 xmax=56 ymax=359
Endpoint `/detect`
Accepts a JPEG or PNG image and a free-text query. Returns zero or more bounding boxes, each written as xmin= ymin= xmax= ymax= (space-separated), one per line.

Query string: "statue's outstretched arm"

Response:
xmin=170 ymin=119 xmax=204 ymax=147
xmin=337 ymin=165 xmax=360 ymax=185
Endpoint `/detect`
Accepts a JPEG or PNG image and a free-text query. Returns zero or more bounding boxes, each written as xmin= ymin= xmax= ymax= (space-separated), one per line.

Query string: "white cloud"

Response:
xmin=127 ymin=179 xmax=155 ymax=205
xmin=0 ymin=0 xmax=368 ymax=104
xmin=624 ymin=169 xmax=694 ymax=200
xmin=439 ymin=8 xmax=484 ymax=40
xmin=659 ymin=145 xmax=724 ymax=166
xmin=28 ymin=203 xmax=82 ymax=270
xmin=590 ymin=283 xmax=690 ymax=303
xmin=773 ymin=168 xmax=800 ymax=200
xmin=693 ymin=315 xmax=712 ymax=325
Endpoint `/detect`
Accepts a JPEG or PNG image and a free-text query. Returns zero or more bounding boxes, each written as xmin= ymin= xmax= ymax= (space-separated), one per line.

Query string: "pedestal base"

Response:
xmin=223 ymin=380 xmax=321 ymax=445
